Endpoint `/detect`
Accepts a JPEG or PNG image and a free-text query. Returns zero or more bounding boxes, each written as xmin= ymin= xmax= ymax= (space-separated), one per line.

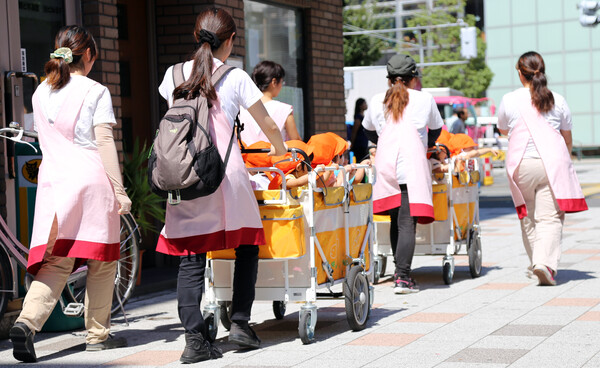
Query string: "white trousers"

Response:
xmin=515 ymin=158 xmax=564 ymax=274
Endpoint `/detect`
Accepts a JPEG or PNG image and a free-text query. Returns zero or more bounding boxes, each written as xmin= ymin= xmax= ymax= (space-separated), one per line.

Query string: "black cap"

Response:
xmin=387 ymin=54 xmax=421 ymax=78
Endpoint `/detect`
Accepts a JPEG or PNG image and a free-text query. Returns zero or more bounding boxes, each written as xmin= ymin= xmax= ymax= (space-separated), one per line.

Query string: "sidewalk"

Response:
xmin=0 ymin=160 xmax=598 ymax=367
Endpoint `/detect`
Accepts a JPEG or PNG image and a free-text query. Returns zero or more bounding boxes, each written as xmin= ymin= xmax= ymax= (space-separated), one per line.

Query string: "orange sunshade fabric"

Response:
xmin=242 ymin=141 xmax=273 ymax=168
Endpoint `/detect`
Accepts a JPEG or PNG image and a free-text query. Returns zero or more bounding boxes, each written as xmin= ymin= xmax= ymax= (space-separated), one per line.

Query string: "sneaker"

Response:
xmin=86 ymin=335 xmax=128 ymax=351
xmin=180 ymin=333 xmax=222 ymax=364
xmin=228 ymin=321 xmax=261 ymax=349
xmin=10 ymin=322 xmax=37 ymax=363
xmin=533 ymin=265 xmax=556 ymax=286
xmin=393 ymin=275 xmax=419 ymax=294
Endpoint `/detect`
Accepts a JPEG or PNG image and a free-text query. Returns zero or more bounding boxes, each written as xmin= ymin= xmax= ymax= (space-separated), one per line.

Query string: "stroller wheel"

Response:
xmin=273 ymin=301 xmax=286 ymax=320
xmin=203 ymin=312 xmax=218 ymax=342
xmin=218 ymin=301 xmax=232 ymax=331
xmin=298 ymin=309 xmax=316 ymax=344
xmin=344 ymin=266 xmax=370 ymax=331
xmin=468 ymin=229 xmax=482 ymax=278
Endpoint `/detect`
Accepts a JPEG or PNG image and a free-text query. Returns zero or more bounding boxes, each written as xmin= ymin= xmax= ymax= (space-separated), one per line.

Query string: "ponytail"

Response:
xmin=516 ymin=51 xmax=554 ymax=114
xmin=173 ymin=8 xmax=236 ymax=101
xmin=384 ymin=76 xmax=411 ymax=121
xmin=44 ymin=26 xmax=97 ymax=90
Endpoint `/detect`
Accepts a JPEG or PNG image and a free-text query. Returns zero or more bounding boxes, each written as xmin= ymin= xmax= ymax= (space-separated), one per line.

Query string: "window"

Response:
xmin=244 ymin=1 xmax=306 ymax=138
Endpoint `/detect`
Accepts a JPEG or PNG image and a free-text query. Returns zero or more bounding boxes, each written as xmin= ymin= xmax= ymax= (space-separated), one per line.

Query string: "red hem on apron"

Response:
xmin=411 ymin=203 xmax=434 ymax=224
xmin=26 ymin=240 xmax=120 ymax=275
xmin=373 ymin=194 xmax=402 ymax=215
xmin=156 ymin=227 xmax=266 ymax=256
xmin=556 ymin=198 xmax=588 ymax=213
xmin=516 ymin=204 xmax=527 ymax=219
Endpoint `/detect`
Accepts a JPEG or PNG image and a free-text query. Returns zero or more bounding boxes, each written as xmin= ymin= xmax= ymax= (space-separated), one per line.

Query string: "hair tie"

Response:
xmin=533 ymin=69 xmax=540 ymax=75
xmin=197 ymin=29 xmax=221 ymax=49
xmin=50 ymin=47 xmax=73 ymax=64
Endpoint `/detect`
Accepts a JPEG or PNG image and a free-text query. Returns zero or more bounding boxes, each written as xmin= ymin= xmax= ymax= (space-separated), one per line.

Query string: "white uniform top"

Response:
xmin=363 ymin=89 xmax=444 ymax=184
xmin=34 ymin=75 xmax=116 ymax=149
xmin=498 ymin=87 xmax=572 ymax=159
xmin=158 ymin=58 xmax=262 ymax=118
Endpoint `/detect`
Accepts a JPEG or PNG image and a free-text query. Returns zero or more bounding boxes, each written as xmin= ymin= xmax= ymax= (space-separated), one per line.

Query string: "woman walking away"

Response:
xmin=10 ymin=25 xmax=131 ymax=363
xmin=363 ymin=54 xmax=443 ymax=294
xmin=239 ymin=60 xmax=301 ymax=145
xmin=156 ymin=8 xmax=286 ymax=364
xmin=351 ymin=97 xmax=369 ymax=161
xmin=498 ymin=51 xmax=587 ymax=286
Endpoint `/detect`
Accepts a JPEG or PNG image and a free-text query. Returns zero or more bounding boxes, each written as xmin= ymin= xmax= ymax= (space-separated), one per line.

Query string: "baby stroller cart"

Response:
xmin=203 ymin=150 xmax=376 ymax=344
xmin=373 ymin=155 xmax=482 ymax=285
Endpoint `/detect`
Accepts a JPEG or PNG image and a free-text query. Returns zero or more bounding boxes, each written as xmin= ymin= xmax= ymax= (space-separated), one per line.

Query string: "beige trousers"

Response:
xmin=515 ymin=158 xmax=564 ymax=274
xmin=16 ymin=218 xmax=117 ymax=344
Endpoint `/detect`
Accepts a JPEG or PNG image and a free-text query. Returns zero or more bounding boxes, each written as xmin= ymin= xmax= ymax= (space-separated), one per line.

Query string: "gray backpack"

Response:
xmin=148 ymin=63 xmax=237 ymax=205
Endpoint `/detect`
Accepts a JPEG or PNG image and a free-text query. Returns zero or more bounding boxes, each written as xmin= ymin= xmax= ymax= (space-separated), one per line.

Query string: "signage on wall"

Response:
xmin=21 ymin=48 xmax=27 ymax=72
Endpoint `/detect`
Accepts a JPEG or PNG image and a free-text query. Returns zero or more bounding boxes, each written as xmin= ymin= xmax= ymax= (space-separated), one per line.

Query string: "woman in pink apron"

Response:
xmin=239 ymin=60 xmax=301 ymax=145
xmin=498 ymin=51 xmax=587 ymax=286
xmin=156 ymin=9 xmax=286 ymax=364
xmin=10 ymin=26 xmax=132 ymax=363
xmin=363 ymin=54 xmax=443 ymax=294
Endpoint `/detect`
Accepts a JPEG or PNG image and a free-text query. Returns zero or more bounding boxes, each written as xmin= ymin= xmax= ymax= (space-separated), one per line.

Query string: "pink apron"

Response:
xmin=373 ymin=116 xmax=434 ymax=224
xmin=505 ymin=98 xmax=588 ymax=219
xmin=156 ymin=81 xmax=265 ymax=256
xmin=29 ymin=78 xmax=120 ymax=275
xmin=240 ymin=100 xmax=292 ymax=145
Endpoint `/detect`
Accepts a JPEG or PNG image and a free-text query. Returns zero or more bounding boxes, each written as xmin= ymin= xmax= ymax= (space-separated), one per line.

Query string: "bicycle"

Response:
xmin=0 ymin=124 xmax=141 ymax=323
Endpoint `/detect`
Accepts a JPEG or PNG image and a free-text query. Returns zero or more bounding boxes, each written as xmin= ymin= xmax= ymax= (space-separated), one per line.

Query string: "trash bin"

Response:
xmin=14 ymin=142 xmax=84 ymax=332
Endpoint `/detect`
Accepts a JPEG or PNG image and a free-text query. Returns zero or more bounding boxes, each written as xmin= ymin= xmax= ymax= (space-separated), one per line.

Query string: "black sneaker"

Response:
xmin=180 ymin=333 xmax=222 ymax=364
xmin=393 ymin=275 xmax=419 ymax=294
xmin=10 ymin=322 xmax=37 ymax=363
xmin=228 ymin=322 xmax=261 ymax=349
xmin=86 ymin=335 xmax=128 ymax=351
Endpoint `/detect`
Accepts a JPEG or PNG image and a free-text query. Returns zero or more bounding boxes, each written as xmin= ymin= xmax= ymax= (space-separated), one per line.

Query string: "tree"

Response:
xmin=406 ymin=0 xmax=493 ymax=98
xmin=343 ymin=1 xmax=389 ymax=66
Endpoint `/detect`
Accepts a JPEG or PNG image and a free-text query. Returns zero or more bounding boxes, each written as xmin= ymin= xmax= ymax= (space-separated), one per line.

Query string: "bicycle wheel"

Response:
xmin=0 ymin=248 xmax=12 ymax=319
xmin=112 ymin=213 xmax=140 ymax=314
xmin=63 ymin=214 xmax=141 ymax=315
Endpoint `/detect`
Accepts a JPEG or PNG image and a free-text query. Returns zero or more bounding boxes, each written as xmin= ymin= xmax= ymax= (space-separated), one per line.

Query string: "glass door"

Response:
xmin=0 ymin=0 xmax=77 ymax=233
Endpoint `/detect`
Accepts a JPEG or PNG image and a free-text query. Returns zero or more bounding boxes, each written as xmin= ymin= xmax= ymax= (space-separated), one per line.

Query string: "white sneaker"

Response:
xmin=533 ymin=264 xmax=556 ymax=286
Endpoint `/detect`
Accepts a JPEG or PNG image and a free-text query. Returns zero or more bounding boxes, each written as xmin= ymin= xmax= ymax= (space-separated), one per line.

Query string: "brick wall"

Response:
xmin=81 ymin=0 xmax=124 ymax=160
xmin=154 ymin=0 xmax=345 ymax=138
xmin=155 ymin=0 xmax=246 ymax=87
xmin=304 ymin=0 xmax=345 ymax=137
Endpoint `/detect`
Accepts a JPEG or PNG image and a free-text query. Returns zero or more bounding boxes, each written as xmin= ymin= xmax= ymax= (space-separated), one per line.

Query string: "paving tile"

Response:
xmin=577 ymin=311 xmax=600 ymax=321
xmin=491 ymin=324 xmax=563 ymax=337
xmin=445 ymin=348 xmax=529 ymax=364
xmin=399 ymin=312 xmax=466 ymax=323
xmin=544 ymin=298 xmax=600 ymax=307
xmin=470 ymin=335 xmax=545 ymax=350
xmin=476 ymin=283 xmax=529 ymax=290
xmin=105 ymin=350 xmax=181 ymax=366
xmin=346 ymin=332 xmax=423 ymax=346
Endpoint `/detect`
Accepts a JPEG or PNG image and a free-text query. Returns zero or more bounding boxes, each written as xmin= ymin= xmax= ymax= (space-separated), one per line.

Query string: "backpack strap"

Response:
xmin=209 ymin=64 xmax=238 ymax=169
xmin=210 ymin=64 xmax=235 ymax=86
xmin=172 ymin=63 xmax=186 ymax=87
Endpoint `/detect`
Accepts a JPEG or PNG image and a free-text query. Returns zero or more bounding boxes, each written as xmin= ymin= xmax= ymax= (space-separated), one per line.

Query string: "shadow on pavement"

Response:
xmin=411 ymin=265 xmax=502 ymax=289
xmin=558 ymin=269 xmax=596 ymax=283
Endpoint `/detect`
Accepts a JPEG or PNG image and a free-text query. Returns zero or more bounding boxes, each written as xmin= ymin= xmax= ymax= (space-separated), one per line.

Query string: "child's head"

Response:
xmin=251 ymin=60 xmax=285 ymax=97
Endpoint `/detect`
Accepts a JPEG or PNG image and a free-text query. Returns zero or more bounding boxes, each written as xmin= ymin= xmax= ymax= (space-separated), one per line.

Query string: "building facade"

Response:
xmin=0 ymin=0 xmax=345 ymax=248
xmin=484 ymin=0 xmax=600 ymax=148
